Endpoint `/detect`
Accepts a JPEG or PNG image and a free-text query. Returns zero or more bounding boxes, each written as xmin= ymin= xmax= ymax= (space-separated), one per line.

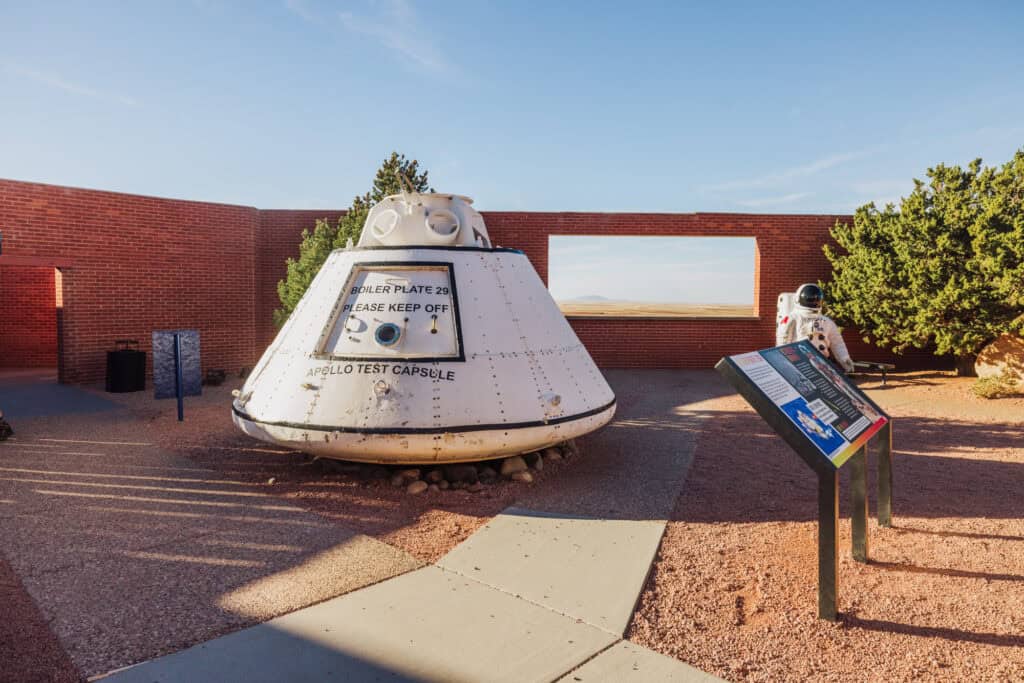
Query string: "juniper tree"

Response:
xmin=824 ymin=150 xmax=1024 ymax=375
xmin=274 ymin=153 xmax=431 ymax=326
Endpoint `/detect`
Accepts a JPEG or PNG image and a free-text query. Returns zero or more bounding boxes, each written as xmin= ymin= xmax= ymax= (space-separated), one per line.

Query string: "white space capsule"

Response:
xmin=232 ymin=192 xmax=616 ymax=463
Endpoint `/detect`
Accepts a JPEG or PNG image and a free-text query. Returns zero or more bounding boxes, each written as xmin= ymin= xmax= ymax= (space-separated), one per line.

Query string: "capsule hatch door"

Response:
xmin=315 ymin=261 xmax=464 ymax=361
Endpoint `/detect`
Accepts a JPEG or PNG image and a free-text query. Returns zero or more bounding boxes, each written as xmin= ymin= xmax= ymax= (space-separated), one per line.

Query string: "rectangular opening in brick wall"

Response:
xmin=547 ymin=235 xmax=757 ymax=318
xmin=0 ymin=265 xmax=58 ymax=369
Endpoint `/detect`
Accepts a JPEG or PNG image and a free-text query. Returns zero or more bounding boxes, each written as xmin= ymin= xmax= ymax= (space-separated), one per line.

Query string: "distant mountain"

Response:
xmin=569 ymin=295 xmax=613 ymax=302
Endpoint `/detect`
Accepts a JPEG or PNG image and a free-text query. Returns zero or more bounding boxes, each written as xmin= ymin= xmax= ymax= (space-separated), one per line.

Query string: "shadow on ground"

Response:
xmin=630 ymin=374 xmax=1024 ymax=681
xmin=0 ymin=369 xmax=118 ymax=419
xmin=103 ymin=622 xmax=429 ymax=683
xmin=8 ymin=365 xmax=1017 ymax=681
xmin=847 ymin=371 xmax=948 ymax=391
xmin=671 ymin=408 xmax=1024 ymax=525
xmin=176 ymin=370 xmax=739 ymax=531
xmin=0 ymin=368 xmax=734 ymax=679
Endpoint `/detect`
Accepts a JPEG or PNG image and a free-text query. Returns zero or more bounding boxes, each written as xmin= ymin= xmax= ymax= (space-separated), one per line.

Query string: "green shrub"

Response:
xmin=824 ymin=150 xmax=1024 ymax=376
xmin=971 ymin=372 xmax=1021 ymax=399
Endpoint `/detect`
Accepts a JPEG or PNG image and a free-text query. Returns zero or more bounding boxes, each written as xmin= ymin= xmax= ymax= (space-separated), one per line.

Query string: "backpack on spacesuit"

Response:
xmin=798 ymin=315 xmax=834 ymax=357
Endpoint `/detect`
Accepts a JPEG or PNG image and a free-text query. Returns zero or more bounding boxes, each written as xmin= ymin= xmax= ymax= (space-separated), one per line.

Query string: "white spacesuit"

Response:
xmin=776 ymin=283 xmax=855 ymax=373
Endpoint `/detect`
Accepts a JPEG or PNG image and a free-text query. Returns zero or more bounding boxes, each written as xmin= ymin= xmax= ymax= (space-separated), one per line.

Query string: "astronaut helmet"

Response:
xmin=796 ymin=283 xmax=824 ymax=311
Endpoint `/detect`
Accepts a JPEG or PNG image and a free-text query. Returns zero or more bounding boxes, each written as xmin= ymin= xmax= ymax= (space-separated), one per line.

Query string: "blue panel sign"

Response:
xmin=153 ymin=330 xmax=202 ymax=400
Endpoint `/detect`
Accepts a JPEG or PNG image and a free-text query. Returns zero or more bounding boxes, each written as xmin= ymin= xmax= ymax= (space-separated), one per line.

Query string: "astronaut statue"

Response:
xmin=776 ymin=283 xmax=855 ymax=373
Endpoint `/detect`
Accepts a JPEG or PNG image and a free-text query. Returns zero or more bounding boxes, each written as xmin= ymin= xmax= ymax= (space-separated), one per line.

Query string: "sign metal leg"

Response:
xmin=818 ymin=471 xmax=839 ymax=621
xmin=850 ymin=445 xmax=869 ymax=562
xmin=173 ymin=333 xmax=184 ymax=422
xmin=877 ymin=421 xmax=893 ymax=527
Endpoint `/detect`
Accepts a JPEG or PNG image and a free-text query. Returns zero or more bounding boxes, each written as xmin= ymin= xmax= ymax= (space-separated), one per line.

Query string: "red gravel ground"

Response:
xmin=0 ymin=379 xmax=529 ymax=681
xmin=629 ymin=372 xmax=1024 ymax=682
xmin=5 ymin=370 xmax=1021 ymax=682
xmin=0 ymin=558 xmax=79 ymax=683
xmin=98 ymin=381 xmax=547 ymax=563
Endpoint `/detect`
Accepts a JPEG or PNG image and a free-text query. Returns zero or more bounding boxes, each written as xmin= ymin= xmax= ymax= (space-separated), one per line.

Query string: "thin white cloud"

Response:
xmin=284 ymin=0 xmax=317 ymax=22
xmin=850 ymin=180 xmax=907 ymax=195
xmin=4 ymin=63 xmax=138 ymax=106
xmin=843 ymin=179 xmax=913 ymax=208
xmin=734 ymin=192 xmax=812 ymax=208
xmin=337 ymin=0 xmax=451 ymax=74
xmin=973 ymin=124 xmax=1024 ymax=141
xmin=701 ymin=149 xmax=875 ymax=193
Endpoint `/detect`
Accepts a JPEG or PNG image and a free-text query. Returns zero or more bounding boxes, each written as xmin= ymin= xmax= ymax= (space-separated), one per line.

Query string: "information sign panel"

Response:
xmin=153 ymin=329 xmax=202 ymax=400
xmin=716 ymin=340 xmax=895 ymax=620
xmin=719 ymin=341 xmax=889 ymax=469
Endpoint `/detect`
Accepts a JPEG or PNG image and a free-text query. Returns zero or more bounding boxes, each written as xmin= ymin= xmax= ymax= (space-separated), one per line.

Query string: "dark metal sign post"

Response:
xmin=850 ymin=445 xmax=869 ymax=562
xmin=173 ymin=333 xmax=185 ymax=421
xmin=817 ymin=470 xmax=839 ymax=620
xmin=877 ymin=421 xmax=894 ymax=527
xmin=716 ymin=341 xmax=893 ymax=621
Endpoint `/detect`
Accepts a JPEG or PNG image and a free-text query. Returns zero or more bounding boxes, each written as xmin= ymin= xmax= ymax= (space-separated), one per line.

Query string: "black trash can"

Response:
xmin=106 ymin=340 xmax=146 ymax=393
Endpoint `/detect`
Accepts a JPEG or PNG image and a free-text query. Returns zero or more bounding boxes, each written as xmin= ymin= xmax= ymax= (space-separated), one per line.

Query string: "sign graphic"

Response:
xmin=727 ymin=341 xmax=888 ymax=468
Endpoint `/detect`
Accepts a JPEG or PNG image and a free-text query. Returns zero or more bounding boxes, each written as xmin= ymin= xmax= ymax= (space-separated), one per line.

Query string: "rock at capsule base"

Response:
xmin=500 ymin=455 xmax=528 ymax=476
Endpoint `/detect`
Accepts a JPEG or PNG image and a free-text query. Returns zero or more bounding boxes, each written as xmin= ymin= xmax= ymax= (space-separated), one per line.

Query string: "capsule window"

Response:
xmin=425 ymin=209 xmax=460 ymax=238
xmin=375 ymin=322 xmax=401 ymax=347
xmin=370 ymin=208 xmax=400 ymax=241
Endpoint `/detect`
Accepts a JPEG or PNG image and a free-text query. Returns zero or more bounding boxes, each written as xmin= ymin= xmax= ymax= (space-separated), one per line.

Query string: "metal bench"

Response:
xmin=852 ymin=361 xmax=896 ymax=386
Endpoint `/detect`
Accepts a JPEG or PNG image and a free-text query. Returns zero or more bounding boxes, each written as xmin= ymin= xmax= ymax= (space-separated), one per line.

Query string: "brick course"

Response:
xmin=0 ymin=178 xmax=942 ymax=383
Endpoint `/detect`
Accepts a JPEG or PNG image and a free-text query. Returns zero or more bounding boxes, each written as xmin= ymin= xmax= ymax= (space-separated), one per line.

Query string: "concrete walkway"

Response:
xmin=102 ymin=371 xmax=727 ymax=682
xmin=101 ymin=507 xmax=717 ymax=682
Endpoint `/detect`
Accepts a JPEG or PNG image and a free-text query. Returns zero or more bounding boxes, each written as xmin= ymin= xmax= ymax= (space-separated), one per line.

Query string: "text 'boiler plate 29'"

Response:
xmin=233 ymin=191 xmax=616 ymax=463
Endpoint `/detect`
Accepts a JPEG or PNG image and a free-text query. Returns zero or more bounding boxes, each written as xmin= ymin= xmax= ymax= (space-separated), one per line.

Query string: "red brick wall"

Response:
xmin=0 ymin=178 xmax=944 ymax=382
xmin=0 ymin=266 xmax=57 ymax=368
xmin=0 ymin=179 xmax=259 ymax=383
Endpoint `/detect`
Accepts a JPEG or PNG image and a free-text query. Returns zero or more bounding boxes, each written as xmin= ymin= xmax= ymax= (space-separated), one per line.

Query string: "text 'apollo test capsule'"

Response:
xmin=232 ymin=191 xmax=616 ymax=463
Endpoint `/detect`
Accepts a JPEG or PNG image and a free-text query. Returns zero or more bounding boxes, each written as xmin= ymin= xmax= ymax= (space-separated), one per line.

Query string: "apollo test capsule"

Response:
xmin=232 ymin=191 xmax=616 ymax=463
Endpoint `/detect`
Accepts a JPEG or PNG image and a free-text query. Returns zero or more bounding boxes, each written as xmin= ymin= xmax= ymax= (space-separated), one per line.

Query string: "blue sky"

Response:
xmin=1 ymin=1 xmax=1022 ymax=213
xmin=548 ymin=236 xmax=755 ymax=304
